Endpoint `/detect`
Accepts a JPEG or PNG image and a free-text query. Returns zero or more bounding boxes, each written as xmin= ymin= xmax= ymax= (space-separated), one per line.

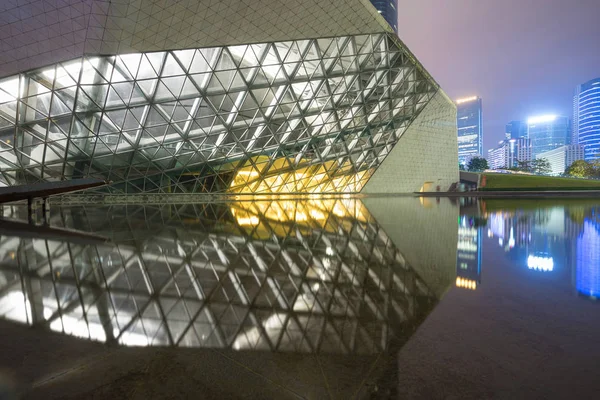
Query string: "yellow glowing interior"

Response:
xmin=228 ymin=156 xmax=373 ymax=194
xmin=230 ymin=198 xmax=370 ymax=239
xmin=456 ymin=277 xmax=477 ymax=290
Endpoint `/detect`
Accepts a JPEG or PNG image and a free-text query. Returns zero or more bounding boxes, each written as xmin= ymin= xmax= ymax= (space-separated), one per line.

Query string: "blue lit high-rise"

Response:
xmin=574 ymin=77 xmax=600 ymax=161
xmin=576 ymin=217 xmax=600 ymax=299
xmin=369 ymin=0 xmax=398 ymax=33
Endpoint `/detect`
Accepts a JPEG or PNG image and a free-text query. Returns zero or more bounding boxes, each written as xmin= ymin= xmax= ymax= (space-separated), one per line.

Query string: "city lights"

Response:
xmin=527 ymin=255 xmax=554 ymax=272
xmin=456 ymin=277 xmax=477 ymax=290
xmin=527 ymin=114 xmax=557 ymax=125
xmin=455 ymin=96 xmax=478 ymax=104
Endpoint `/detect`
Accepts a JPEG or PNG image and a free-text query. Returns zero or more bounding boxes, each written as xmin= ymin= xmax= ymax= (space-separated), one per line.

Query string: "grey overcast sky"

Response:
xmin=397 ymin=0 xmax=600 ymax=153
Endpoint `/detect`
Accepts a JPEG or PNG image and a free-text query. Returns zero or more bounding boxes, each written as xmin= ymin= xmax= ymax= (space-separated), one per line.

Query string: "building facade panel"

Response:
xmin=362 ymin=90 xmax=458 ymax=193
xmin=0 ymin=0 xmax=389 ymax=79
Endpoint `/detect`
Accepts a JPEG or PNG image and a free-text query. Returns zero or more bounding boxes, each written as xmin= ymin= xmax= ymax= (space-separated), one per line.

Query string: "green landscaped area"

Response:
xmin=481 ymin=173 xmax=600 ymax=191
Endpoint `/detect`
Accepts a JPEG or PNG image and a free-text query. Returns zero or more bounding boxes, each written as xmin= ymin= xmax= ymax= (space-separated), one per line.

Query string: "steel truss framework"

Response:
xmin=0 ymin=199 xmax=436 ymax=353
xmin=0 ymin=33 xmax=437 ymax=193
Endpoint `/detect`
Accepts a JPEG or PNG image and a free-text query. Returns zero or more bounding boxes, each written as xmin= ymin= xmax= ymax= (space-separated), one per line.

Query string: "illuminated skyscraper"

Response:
xmin=527 ymin=115 xmax=570 ymax=159
xmin=369 ymin=0 xmax=398 ymax=34
xmin=456 ymin=96 xmax=483 ymax=166
xmin=574 ymin=77 xmax=600 ymax=161
xmin=505 ymin=120 xmax=527 ymax=139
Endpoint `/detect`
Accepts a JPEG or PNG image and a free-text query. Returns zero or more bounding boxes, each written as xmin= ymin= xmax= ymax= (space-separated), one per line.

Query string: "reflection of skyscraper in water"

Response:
xmin=456 ymin=216 xmax=482 ymax=290
xmin=576 ymin=217 xmax=600 ymax=299
xmin=488 ymin=210 xmax=532 ymax=250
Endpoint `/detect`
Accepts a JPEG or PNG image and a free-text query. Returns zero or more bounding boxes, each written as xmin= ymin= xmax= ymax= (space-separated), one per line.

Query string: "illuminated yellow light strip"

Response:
xmin=456 ymin=277 xmax=477 ymax=290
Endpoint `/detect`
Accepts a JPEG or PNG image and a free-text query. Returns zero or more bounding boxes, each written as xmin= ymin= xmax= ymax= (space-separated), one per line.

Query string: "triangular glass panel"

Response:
xmin=117 ymin=53 xmax=142 ymax=79
xmin=137 ymin=54 xmax=161 ymax=79
xmin=136 ymin=79 xmax=157 ymax=98
xmin=172 ymin=49 xmax=195 ymax=71
xmin=161 ymin=53 xmax=186 ymax=77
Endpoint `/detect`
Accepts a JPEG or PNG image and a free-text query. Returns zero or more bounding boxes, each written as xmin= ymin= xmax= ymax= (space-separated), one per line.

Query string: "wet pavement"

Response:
xmin=0 ymin=197 xmax=599 ymax=399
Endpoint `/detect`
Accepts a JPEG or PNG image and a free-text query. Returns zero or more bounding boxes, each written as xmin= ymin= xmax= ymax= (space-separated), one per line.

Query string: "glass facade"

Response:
xmin=0 ymin=33 xmax=437 ymax=194
xmin=369 ymin=0 xmax=398 ymax=34
xmin=456 ymin=97 xmax=483 ymax=165
xmin=0 ymin=199 xmax=435 ymax=351
xmin=574 ymin=78 xmax=600 ymax=161
xmin=505 ymin=120 xmax=526 ymax=139
xmin=527 ymin=115 xmax=570 ymax=160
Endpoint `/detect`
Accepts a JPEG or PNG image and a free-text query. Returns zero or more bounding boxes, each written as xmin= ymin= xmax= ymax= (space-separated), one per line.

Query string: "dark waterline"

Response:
xmin=0 ymin=197 xmax=599 ymax=398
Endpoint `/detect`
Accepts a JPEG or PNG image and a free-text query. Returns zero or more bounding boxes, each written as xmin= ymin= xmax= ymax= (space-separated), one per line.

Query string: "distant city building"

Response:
xmin=487 ymin=137 xmax=531 ymax=169
xmin=456 ymin=96 xmax=483 ymax=165
xmin=506 ymin=120 xmax=527 ymax=139
xmin=487 ymin=145 xmax=506 ymax=170
xmin=369 ymin=0 xmax=398 ymax=33
xmin=536 ymin=145 xmax=585 ymax=175
xmin=527 ymin=115 xmax=570 ymax=159
xmin=516 ymin=137 xmax=533 ymax=165
xmin=574 ymin=77 xmax=600 ymax=161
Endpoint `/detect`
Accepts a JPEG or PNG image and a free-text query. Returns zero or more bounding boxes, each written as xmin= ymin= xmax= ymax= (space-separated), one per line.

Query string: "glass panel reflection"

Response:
xmin=0 ymin=199 xmax=437 ymax=353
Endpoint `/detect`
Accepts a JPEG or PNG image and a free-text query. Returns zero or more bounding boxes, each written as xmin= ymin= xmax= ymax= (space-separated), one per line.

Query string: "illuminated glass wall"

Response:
xmin=0 ymin=33 xmax=437 ymax=194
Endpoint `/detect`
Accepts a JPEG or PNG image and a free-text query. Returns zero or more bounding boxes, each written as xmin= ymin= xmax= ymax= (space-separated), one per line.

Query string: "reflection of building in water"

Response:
xmin=456 ymin=215 xmax=482 ymax=290
xmin=487 ymin=207 xmax=582 ymax=275
xmin=488 ymin=210 xmax=532 ymax=250
xmin=576 ymin=217 xmax=600 ymax=299
xmin=0 ymin=200 xmax=437 ymax=353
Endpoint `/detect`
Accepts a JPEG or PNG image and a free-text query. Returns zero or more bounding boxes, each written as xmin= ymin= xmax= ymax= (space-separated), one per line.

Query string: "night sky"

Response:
xmin=398 ymin=0 xmax=600 ymax=153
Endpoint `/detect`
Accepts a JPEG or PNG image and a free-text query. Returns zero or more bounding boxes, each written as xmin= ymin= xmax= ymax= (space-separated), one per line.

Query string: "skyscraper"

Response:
xmin=0 ymin=0 xmax=457 ymax=195
xmin=505 ymin=120 xmax=527 ymax=139
xmin=456 ymin=96 xmax=483 ymax=165
xmin=574 ymin=77 xmax=600 ymax=161
xmin=527 ymin=115 xmax=570 ymax=159
xmin=369 ymin=0 xmax=398 ymax=34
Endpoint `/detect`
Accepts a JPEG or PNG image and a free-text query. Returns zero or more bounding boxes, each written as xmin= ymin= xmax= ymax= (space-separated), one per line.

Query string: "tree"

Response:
xmin=531 ymin=158 xmax=552 ymax=175
xmin=516 ymin=160 xmax=532 ymax=173
xmin=467 ymin=157 xmax=489 ymax=172
xmin=459 ymin=163 xmax=466 ymax=171
xmin=565 ymin=160 xmax=593 ymax=178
